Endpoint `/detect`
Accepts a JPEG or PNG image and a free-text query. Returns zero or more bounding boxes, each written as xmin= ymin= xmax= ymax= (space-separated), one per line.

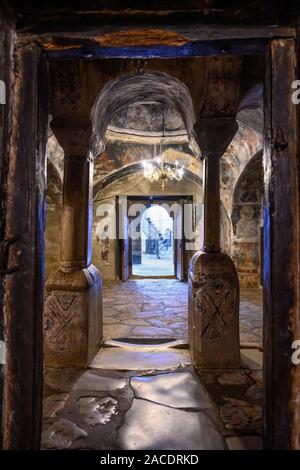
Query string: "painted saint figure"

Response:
xmin=97 ymin=224 xmax=110 ymax=266
xmin=236 ymin=205 xmax=258 ymax=240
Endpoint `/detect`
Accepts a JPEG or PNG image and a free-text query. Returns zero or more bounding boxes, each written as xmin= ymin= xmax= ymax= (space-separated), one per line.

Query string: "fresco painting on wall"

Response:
xmin=232 ymin=204 xmax=262 ymax=286
xmin=44 ymin=100 xmax=263 ymax=287
xmin=236 ymin=205 xmax=258 ymax=240
xmin=233 ymin=241 xmax=259 ymax=275
xmin=98 ymin=225 xmax=110 ymax=265
xmin=93 ymin=141 xmax=199 ymax=194
xmin=96 ymin=142 xmax=152 ymax=174
xmin=230 ymin=151 xmax=263 ymax=287
xmin=110 ymin=103 xmax=184 ymax=132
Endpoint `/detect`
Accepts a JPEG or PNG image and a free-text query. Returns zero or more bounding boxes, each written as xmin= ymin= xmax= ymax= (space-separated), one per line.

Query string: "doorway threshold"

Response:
xmin=103 ymin=338 xmax=189 ymax=350
xmin=130 ymin=275 xmax=176 ymax=279
xmin=110 ymin=337 xmax=177 ymax=345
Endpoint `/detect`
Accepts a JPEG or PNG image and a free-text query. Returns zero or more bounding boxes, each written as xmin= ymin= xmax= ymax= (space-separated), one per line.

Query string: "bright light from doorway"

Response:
xmin=132 ymin=205 xmax=174 ymax=277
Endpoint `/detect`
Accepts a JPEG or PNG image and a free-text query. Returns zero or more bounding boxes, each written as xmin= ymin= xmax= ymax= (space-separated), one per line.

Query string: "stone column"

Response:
xmin=44 ymin=121 xmax=102 ymax=368
xmin=188 ymin=147 xmax=240 ymax=369
xmin=202 ymin=153 xmax=220 ymax=253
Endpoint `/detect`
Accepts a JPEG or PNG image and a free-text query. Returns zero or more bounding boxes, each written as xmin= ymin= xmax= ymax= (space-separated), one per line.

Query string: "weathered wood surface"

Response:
xmin=33 ymin=39 xmax=269 ymax=59
xmin=119 ymin=196 xmax=130 ymax=281
xmin=0 ymin=7 xmax=15 ymax=450
xmin=3 ymin=46 xmax=48 ymax=449
xmin=12 ymin=2 xmax=296 ymax=58
xmin=263 ymin=38 xmax=300 ymax=449
xmin=19 ymin=25 xmax=296 ymax=43
xmin=10 ymin=1 xmax=298 ymax=34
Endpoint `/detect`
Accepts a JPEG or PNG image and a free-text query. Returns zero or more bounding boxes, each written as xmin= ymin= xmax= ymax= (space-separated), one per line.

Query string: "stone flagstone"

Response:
xmin=117 ymin=399 xmax=226 ymax=450
xmin=130 ymin=371 xmax=216 ymax=410
xmin=73 ymin=371 xmax=126 ymax=391
xmin=102 ymin=280 xmax=263 ymax=347
xmin=42 ymin=419 xmax=87 ymax=449
xmin=89 ymin=346 xmax=191 ymax=370
xmin=79 ymin=396 xmax=118 ymax=426
xmin=43 ymin=393 xmax=69 ymax=418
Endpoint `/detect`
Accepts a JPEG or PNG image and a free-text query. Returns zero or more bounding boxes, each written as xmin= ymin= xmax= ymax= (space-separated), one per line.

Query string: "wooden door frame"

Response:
xmin=263 ymin=38 xmax=300 ymax=449
xmin=1 ymin=27 xmax=299 ymax=449
xmin=2 ymin=45 xmax=48 ymax=449
xmin=125 ymin=195 xmax=192 ymax=280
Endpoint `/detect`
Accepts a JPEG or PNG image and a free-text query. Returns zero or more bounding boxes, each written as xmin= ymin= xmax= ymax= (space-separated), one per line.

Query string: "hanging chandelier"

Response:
xmin=143 ymin=157 xmax=184 ymax=191
xmin=142 ymin=104 xmax=184 ymax=191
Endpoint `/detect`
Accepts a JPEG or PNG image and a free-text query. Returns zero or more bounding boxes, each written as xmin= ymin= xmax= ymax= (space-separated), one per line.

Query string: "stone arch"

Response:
xmin=232 ymin=149 xmax=263 ymax=210
xmin=93 ymin=161 xmax=202 ymax=200
xmin=237 ymin=83 xmax=263 ymax=134
xmin=90 ymin=71 xmax=199 ymax=158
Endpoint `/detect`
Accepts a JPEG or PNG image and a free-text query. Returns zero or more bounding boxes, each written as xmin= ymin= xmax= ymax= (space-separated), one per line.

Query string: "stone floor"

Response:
xmin=42 ymin=342 xmax=226 ymax=450
xmin=42 ymin=280 xmax=263 ymax=450
xmin=42 ymin=342 xmax=263 ymax=450
xmin=132 ymin=252 xmax=174 ymax=277
xmin=103 ymin=280 xmax=263 ymax=348
xmin=198 ymin=348 xmax=263 ymax=449
xmin=239 ymin=288 xmax=263 ymax=348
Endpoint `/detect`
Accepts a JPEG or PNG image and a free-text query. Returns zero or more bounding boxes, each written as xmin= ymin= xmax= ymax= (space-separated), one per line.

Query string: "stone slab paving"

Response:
xmin=42 ymin=343 xmax=226 ymax=450
xmin=90 ymin=344 xmax=191 ymax=371
xmin=103 ymin=279 xmax=187 ymax=341
xmin=226 ymin=436 xmax=263 ymax=450
xmin=239 ymin=288 xmax=263 ymax=348
xmin=117 ymin=399 xmax=226 ymax=450
xmin=130 ymin=371 xmax=214 ymax=409
xmin=42 ymin=346 xmax=263 ymax=450
xmin=197 ymin=359 xmax=263 ymax=445
xmin=103 ymin=280 xmax=263 ymax=347
xmin=42 ymin=279 xmax=263 ymax=450
xmin=241 ymin=349 xmax=263 ymax=370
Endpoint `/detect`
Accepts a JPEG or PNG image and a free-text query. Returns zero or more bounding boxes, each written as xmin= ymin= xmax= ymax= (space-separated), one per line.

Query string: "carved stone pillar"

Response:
xmin=44 ymin=121 xmax=102 ymax=368
xmin=189 ymin=120 xmax=240 ymax=369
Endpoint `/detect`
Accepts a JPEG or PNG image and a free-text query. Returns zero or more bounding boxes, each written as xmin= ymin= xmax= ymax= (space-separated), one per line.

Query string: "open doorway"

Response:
xmin=2 ymin=12 xmax=299 ymax=450
xmin=119 ymin=196 xmax=192 ymax=281
xmin=132 ymin=205 xmax=174 ymax=277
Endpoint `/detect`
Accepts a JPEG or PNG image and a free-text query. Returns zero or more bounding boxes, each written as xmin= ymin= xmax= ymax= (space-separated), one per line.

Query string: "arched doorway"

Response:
xmin=133 ymin=204 xmax=174 ymax=277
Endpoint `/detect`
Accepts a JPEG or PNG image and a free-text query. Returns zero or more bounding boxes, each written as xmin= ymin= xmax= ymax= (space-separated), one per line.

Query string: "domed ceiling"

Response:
xmin=108 ymin=102 xmax=186 ymax=134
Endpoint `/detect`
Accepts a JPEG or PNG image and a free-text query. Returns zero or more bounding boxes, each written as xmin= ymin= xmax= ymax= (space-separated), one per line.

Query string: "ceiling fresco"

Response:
xmin=109 ymin=103 xmax=185 ymax=133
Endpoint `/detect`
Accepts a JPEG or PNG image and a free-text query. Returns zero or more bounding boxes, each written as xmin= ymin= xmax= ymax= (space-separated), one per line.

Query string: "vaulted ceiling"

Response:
xmin=48 ymin=54 xmax=264 ymax=157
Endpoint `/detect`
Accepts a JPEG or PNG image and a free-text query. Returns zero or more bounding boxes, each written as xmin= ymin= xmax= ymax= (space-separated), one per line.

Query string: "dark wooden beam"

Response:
xmin=17 ymin=22 xmax=296 ymax=41
xmin=0 ymin=7 xmax=15 ymax=450
xmin=10 ymin=1 xmax=297 ymax=32
xmin=263 ymin=38 xmax=300 ymax=449
xmin=42 ymin=38 xmax=269 ymax=59
xmin=3 ymin=45 xmax=47 ymax=450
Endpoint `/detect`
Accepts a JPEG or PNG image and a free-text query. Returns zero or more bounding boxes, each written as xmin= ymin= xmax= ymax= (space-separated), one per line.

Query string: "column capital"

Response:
xmin=51 ymin=117 xmax=92 ymax=157
xmin=195 ymin=117 xmax=238 ymax=158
